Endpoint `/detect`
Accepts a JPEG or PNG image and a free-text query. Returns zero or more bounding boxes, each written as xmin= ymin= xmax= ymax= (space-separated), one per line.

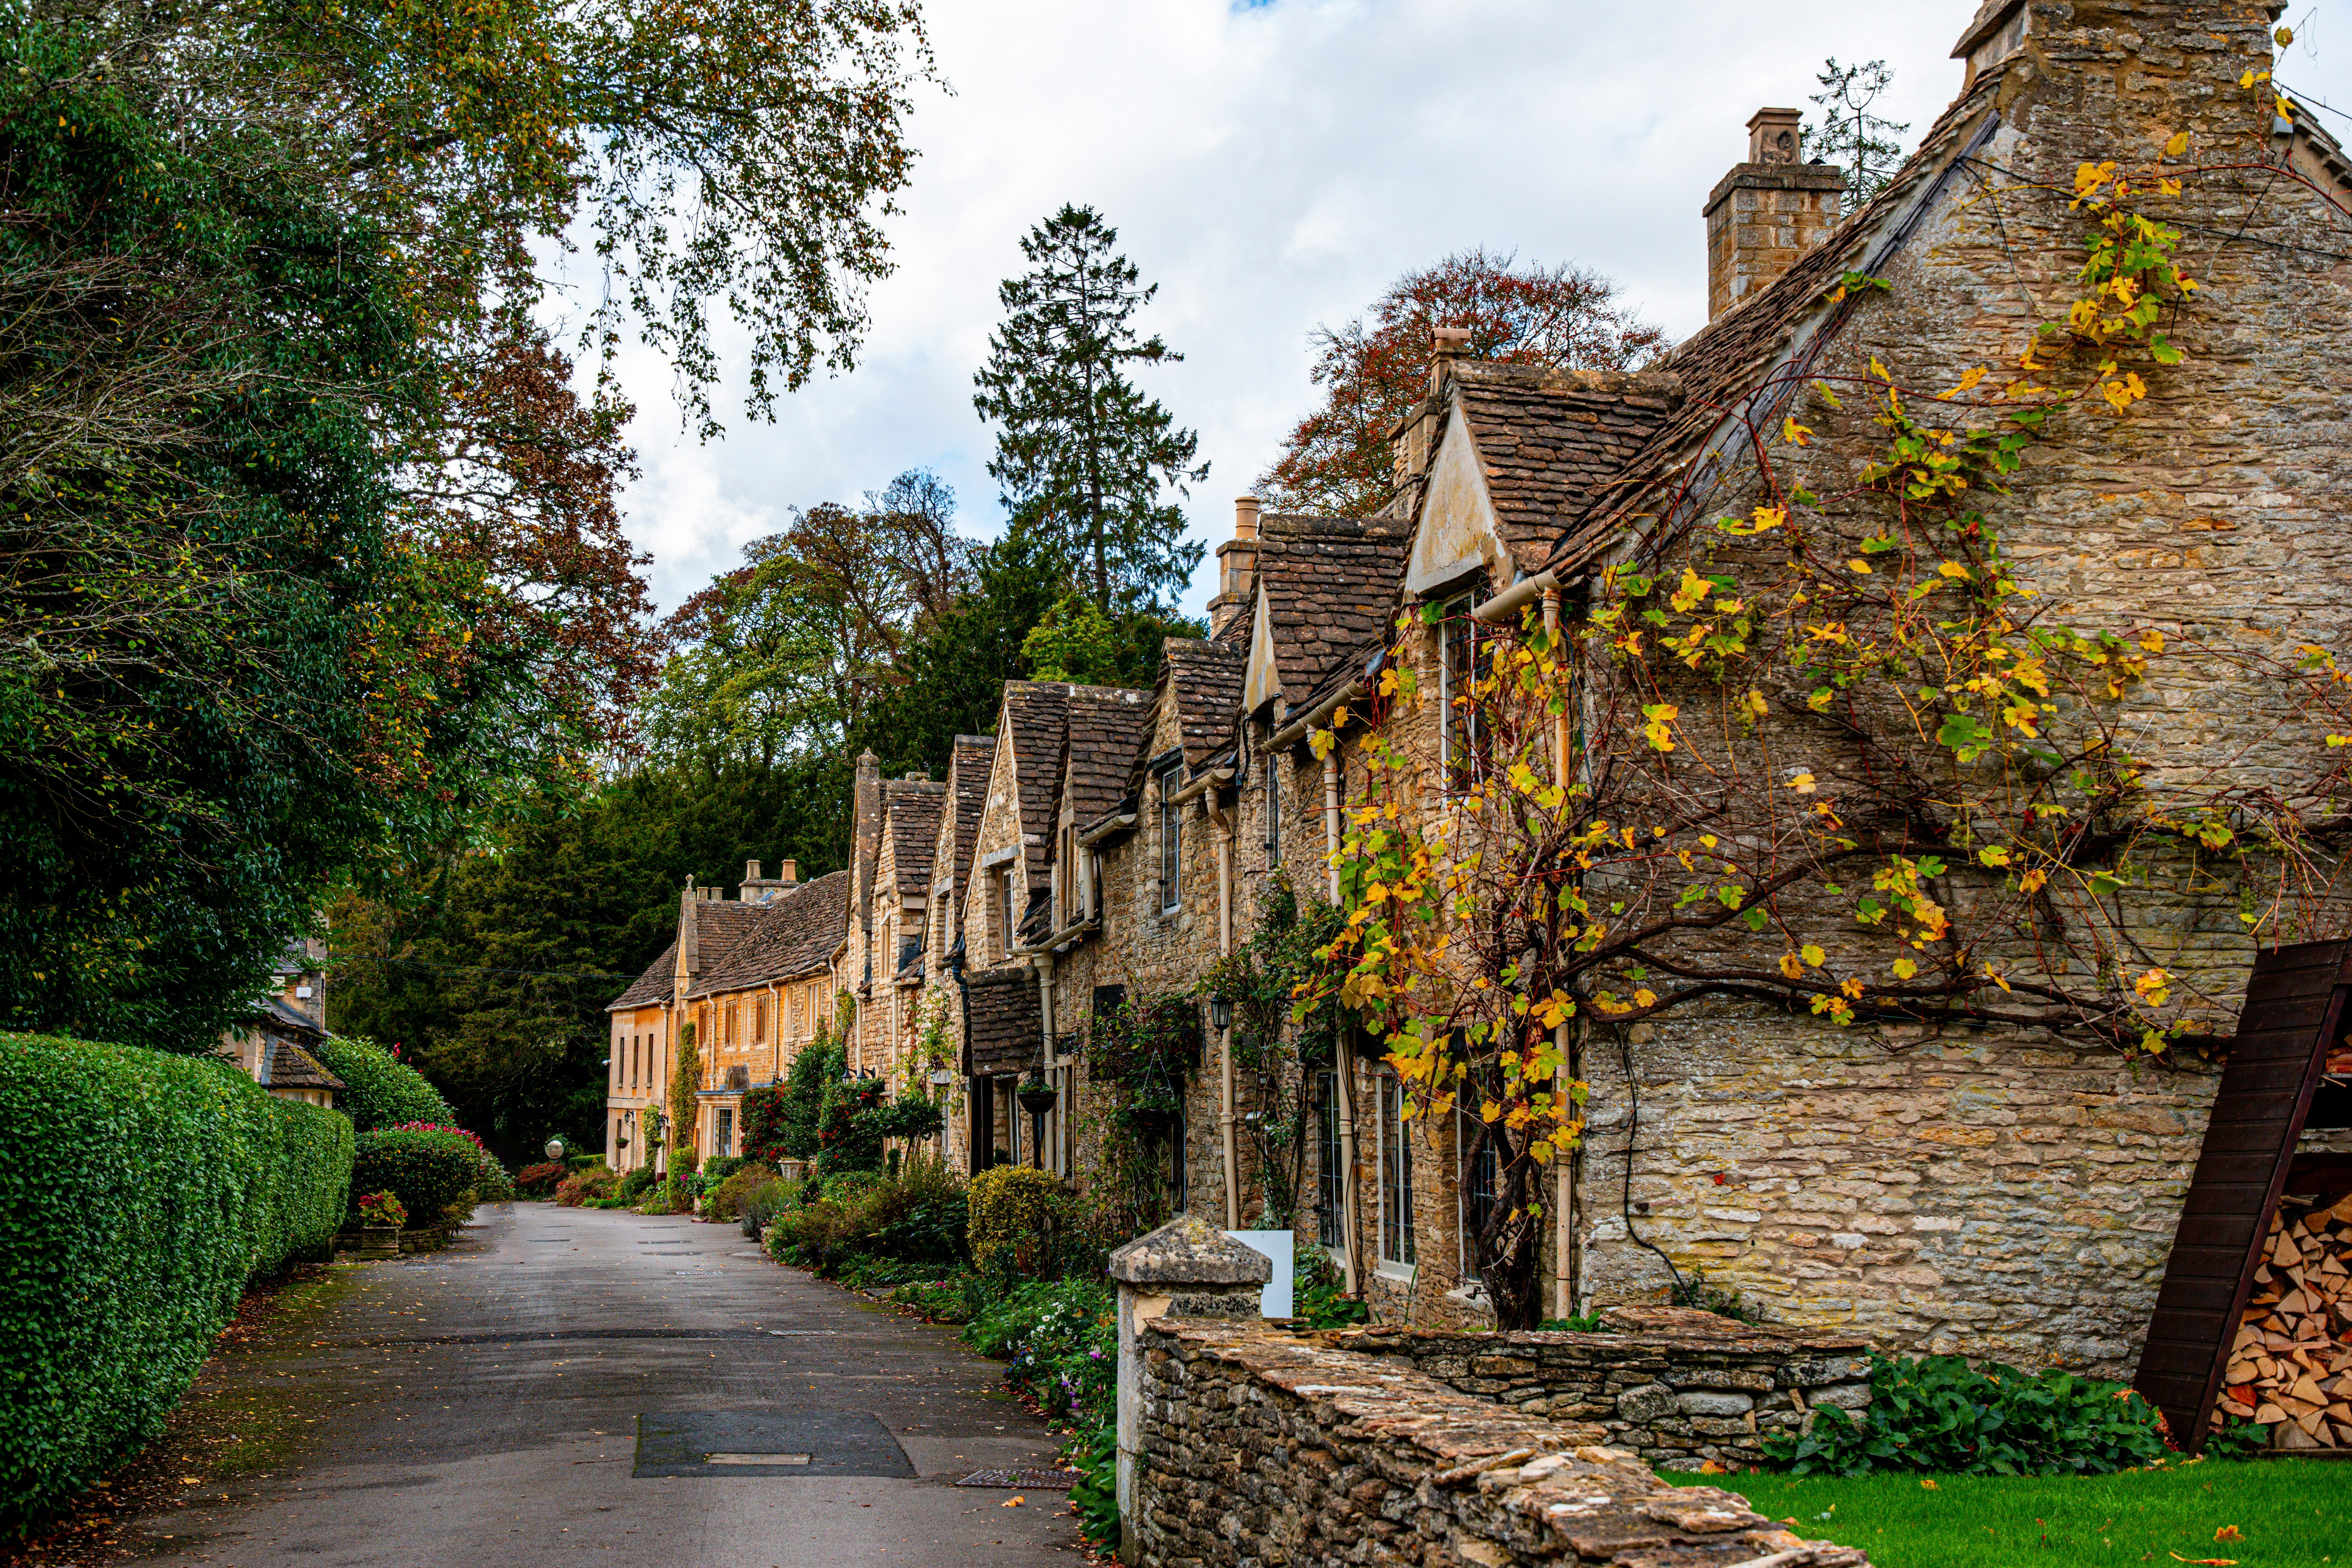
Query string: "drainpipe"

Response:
xmin=1034 ymin=952 xmax=1057 ymax=1176
xmin=1543 ymin=584 xmax=1579 ymax=1321
xmin=1321 ymin=741 xmax=1361 ymax=1297
xmin=1205 ymin=786 xmax=1239 ymax=1229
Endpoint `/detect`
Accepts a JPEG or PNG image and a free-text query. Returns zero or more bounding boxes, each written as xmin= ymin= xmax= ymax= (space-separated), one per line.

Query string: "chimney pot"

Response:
xmin=746 ymin=859 xmax=761 ymax=884
xmin=1431 ymin=326 xmax=1473 ymax=356
xmin=1746 ymin=106 xmax=1802 ymax=165
xmin=1233 ymin=495 xmax=1259 ymax=541
xmin=781 ymin=859 xmax=798 ymax=884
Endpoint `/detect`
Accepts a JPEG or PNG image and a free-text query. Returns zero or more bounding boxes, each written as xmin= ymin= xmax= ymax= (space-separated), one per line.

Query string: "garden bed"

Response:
xmin=1661 ymin=1458 xmax=2351 ymax=1567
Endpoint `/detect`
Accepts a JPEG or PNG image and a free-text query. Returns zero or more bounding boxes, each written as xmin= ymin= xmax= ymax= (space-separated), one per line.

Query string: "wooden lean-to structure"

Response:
xmin=2133 ymin=940 xmax=2352 ymax=1452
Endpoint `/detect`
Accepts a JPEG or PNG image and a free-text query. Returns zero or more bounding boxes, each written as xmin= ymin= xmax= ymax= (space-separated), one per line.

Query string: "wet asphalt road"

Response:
xmin=138 ymin=1202 xmax=1080 ymax=1568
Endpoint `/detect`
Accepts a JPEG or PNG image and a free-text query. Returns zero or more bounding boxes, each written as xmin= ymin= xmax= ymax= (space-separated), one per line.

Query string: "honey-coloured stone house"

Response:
xmin=619 ymin=0 xmax=2352 ymax=1376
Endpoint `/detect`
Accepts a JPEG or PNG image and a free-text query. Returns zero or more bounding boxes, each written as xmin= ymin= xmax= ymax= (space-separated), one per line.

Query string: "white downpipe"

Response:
xmin=1323 ymin=746 xmax=1361 ymax=1298
xmin=1207 ymin=789 xmax=1239 ymax=1229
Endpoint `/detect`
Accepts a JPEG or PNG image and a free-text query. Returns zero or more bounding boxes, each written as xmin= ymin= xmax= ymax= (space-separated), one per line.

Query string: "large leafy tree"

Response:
xmin=1258 ymin=248 xmax=1666 ymax=518
xmin=1 ymin=0 xmax=928 ymax=1048
xmin=973 ymin=204 xmax=1206 ymax=613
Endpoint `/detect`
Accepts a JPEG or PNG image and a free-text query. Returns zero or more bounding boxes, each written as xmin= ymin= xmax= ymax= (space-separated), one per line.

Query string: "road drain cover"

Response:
xmin=634 ymin=1412 xmax=915 ymax=1479
xmin=956 ymin=1468 xmax=1083 ymax=1489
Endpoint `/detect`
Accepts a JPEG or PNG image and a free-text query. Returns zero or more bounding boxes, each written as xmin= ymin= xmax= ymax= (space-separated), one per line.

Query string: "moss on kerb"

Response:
xmin=1106 ymin=1215 xmax=1271 ymax=1286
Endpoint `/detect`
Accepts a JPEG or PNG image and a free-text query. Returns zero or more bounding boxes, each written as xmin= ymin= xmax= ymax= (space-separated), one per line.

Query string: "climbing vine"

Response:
xmin=1083 ymin=991 xmax=1202 ymax=1237
xmin=1202 ymin=872 xmax=1348 ymax=1229
xmin=1301 ymin=54 xmax=2352 ymax=1328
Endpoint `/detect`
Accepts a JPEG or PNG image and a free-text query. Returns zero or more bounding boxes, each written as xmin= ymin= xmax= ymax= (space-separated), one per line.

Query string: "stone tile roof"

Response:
xmin=1446 ymin=361 xmax=1685 ymax=574
xmin=965 ymin=965 xmax=1041 ymax=1076
xmin=1251 ymin=515 xmax=1407 ymax=710
xmin=262 ymin=1036 xmax=343 ymax=1092
xmin=606 ymin=940 xmax=677 ymax=1012
xmin=686 ymin=898 xmax=767 ymax=984
xmin=941 ymin=734 xmax=996 ymax=920
xmin=1000 ymin=681 xmax=1072 ymax=894
xmin=690 ymin=872 xmax=851 ymax=998
xmin=1061 ymin=686 xmax=1153 ymax=835
xmin=884 ymin=779 xmax=946 ymax=898
xmin=1545 ymin=59 xmax=2013 ymax=575
xmin=1161 ymin=639 xmax=1245 ymax=770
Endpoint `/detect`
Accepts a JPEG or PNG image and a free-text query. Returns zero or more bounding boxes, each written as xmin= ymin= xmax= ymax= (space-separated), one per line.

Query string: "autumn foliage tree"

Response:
xmin=1259 ymin=249 xmax=1666 ymax=518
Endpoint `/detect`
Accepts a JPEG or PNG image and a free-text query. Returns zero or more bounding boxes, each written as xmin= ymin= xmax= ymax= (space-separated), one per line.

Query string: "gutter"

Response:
xmin=1013 ymin=915 xmax=1099 ymax=958
xmin=1169 ymin=766 xmax=1233 ymax=807
xmin=1077 ymin=812 xmax=1136 ymax=848
xmin=1472 ymin=568 xmax=1565 ymax=625
xmin=1263 ymin=679 xmax=1363 ymax=754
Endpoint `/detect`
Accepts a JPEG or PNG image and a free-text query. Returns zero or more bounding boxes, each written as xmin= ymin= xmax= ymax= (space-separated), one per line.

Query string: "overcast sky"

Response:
xmin=575 ymin=0 xmax=2347 ymax=620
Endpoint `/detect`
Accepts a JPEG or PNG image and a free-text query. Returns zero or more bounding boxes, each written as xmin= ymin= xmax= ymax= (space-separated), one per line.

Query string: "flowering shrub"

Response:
xmin=357 ymin=1191 xmax=407 ymax=1227
xmin=514 ymin=1161 xmax=566 ymax=1196
xmin=962 ymin=1276 xmax=1115 ymax=1424
xmin=349 ymin=1127 xmax=483 ymax=1225
xmin=553 ymin=1166 xmax=619 ymax=1207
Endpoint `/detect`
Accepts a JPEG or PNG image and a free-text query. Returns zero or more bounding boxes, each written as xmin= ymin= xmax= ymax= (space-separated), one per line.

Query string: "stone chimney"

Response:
xmin=1704 ymin=107 xmax=1843 ymax=320
xmin=780 ymin=858 xmax=798 ymax=884
xmin=1387 ymin=327 xmax=1474 ymax=503
xmin=1207 ymin=497 xmax=1260 ymax=639
xmin=679 ymin=876 xmax=702 ymax=981
xmin=853 ymin=749 xmax=882 ymax=935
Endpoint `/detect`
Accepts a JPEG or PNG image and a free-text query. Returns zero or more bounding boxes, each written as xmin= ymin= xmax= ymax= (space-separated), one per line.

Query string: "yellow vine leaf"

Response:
xmin=1892 ymin=957 xmax=1918 ymax=980
xmin=2135 ymin=968 xmax=2172 ymax=1007
xmin=1784 ymin=416 xmax=1814 ymax=447
xmin=2164 ymin=130 xmax=2190 ymax=157
xmin=1980 ymin=845 xmax=2012 ymax=867
xmin=1787 ymin=771 xmax=1817 ymax=793
xmin=1780 ymin=951 xmax=1804 ymax=980
xmin=1801 ymin=944 xmax=1827 ymax=968
xmin=1940 ymin=367 xmax=1989 ymax=400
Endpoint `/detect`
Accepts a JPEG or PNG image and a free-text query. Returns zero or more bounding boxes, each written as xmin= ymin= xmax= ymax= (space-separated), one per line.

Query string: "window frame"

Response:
xmin=1158 ymin=766 xmax=1182 ymax=913
xmin=1440 ymin=593 xmax=1485 ymax=789
xmin=1265 ymin=723 xmax=1283 ymax=868
xmin=1377 ymin=1069 xmax=1417 ymax=1271
xmin=1315 ymin=1069 xmax=1343 ymax=1249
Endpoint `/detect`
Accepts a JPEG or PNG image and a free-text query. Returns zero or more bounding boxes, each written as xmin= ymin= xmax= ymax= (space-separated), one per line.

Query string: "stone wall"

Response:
xmin=1132 ymin=1316 xmax=1868 ymax=1568
xmin=1315 ymin=1308 xmax=1871 ymax=1471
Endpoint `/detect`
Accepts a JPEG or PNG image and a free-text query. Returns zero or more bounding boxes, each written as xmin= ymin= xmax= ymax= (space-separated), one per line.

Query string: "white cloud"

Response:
xmin=568 ymin=0 xmax=2350 ymax=616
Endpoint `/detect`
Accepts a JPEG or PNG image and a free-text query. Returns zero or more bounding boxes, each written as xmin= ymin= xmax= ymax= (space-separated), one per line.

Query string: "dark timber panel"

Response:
xmin=2131 ymin=939 xmax=2343 ymax=1452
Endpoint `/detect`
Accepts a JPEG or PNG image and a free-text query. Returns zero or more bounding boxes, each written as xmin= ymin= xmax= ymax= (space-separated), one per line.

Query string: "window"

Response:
xmin=1158 ymin=766 xmax=1181 ymax=912
xmin=1459 ymin=1112 xmax=1498 ymax=1272
xmin=1441 ymin=594 xmax=1483 ymax=786
xmin=714 ymin=1107 xmax=735 ymax=1158
xmin=1265 ymin=737 xmax=1283 ymax=867
xmin=1315 ymin=1070 xmax=1343 ymax=1248
xmin=999 ymin=871 xmax=1016 ymax=959
xmin=1378 ymin=1071 xmax=1416 ymax=1268
xmin=754 ymin=998 xmax=766 ymax=1045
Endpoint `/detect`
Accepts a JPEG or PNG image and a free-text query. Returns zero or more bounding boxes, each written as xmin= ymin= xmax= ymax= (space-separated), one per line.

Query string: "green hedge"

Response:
xmin=310 ymin=1034 xmax=456 ymax=1130
xmin=0 ymin=1033 xmax=354 ymax=1539
xmin=349 ymin=1127 xmax=482 ymax=1223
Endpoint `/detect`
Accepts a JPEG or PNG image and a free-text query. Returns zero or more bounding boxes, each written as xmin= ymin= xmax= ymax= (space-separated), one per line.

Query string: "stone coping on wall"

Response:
xmin=1305 ymin=1308 xmax=1873 ymax=1470
xmin=1135 ymin=1318 xmax=1870 ymax=1568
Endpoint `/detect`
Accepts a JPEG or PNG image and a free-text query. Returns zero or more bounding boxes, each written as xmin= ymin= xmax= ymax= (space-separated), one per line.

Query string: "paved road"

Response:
xmin=137 ymin=1203 xmax=1082 ymax=1568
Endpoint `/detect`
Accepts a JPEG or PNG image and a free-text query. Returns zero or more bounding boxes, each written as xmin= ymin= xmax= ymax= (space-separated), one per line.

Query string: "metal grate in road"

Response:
xmin=955 ymin=1468 xmax=1083 ymax=1489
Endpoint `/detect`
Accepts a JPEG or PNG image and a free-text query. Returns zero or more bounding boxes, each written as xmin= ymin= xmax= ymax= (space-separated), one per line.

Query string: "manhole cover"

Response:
xmin=634 ymin=1412 xmax=915 ymax=1478
xmin=956 ymin=1468 xmax=1083 ymax=1489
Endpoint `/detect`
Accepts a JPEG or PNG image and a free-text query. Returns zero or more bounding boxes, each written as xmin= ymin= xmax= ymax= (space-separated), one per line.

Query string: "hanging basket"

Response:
xmin=1016 ymin=1079 xmax=1059 ymax=1116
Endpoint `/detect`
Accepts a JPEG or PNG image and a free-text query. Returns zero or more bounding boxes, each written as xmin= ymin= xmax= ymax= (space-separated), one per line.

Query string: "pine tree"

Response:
xmin=1802 ymin=58 xmax=1911 ymax=206
xmin=973 ymin=205 xmax=1207 ymax=612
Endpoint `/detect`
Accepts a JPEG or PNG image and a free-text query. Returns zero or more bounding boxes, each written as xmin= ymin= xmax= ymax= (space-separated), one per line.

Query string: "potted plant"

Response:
xmin=1016 ymin=1073 xmax=1059 ymax=1117
xmin=358 ymin=1190 xmax=407 ymax=1258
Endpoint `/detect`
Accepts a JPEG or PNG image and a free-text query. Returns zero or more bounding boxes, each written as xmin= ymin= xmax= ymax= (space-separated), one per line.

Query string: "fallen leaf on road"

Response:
xmin=2215 ymin=1528 xmax=2243 ymax=1544
xmin=1003 ymin=1495 xmax=1025 ymax=1507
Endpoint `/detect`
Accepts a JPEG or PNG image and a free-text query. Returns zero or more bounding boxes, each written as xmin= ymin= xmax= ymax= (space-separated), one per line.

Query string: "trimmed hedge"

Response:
xmin=349 ymin=1128 xmax=482 ymax=1225
xmin=310 ymin=1034 xmax=456 ymax=1131
xmin=0 ymin=1033 xmax=354 ymax=1539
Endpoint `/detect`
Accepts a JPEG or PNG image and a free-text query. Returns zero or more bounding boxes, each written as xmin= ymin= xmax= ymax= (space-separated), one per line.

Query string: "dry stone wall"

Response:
xmin=1132 ymin=1317 xmax=1868 ymax=1568
xmin=1316 ymin=1309 xmax=1870 ymax=1471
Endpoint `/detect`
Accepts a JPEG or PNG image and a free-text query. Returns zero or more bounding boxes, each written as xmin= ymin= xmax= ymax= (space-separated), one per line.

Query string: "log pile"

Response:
xmin=2214 ymin=1191 xmax=2352 ymax=1448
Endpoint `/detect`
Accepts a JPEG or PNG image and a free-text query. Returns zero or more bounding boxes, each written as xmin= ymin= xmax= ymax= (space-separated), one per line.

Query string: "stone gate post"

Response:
xmin=1105 ymin=1216 xmax=1272 ymax=1565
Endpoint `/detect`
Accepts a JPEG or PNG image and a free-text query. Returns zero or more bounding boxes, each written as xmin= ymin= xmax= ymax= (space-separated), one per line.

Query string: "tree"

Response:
xmin=973 ymin=205 xmax=1207 ymax=612
xmin=669 ymin=1020 xmax=703 ymax=1174
xmin=1259 ymin=249 xmax=1666 ymax=518
xmin=1802 ymin=58 xmax=1911 ymax=206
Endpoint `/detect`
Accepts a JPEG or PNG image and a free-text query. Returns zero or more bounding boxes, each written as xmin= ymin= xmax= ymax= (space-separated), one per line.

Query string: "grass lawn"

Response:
xmin=1662 ymin=1459 xmax=2352 ymax=1566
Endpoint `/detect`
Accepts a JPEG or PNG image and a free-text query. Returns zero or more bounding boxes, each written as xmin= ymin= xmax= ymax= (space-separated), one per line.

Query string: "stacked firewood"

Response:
xmin=2215 ymin=1192 xmax=2352 ymax=1448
